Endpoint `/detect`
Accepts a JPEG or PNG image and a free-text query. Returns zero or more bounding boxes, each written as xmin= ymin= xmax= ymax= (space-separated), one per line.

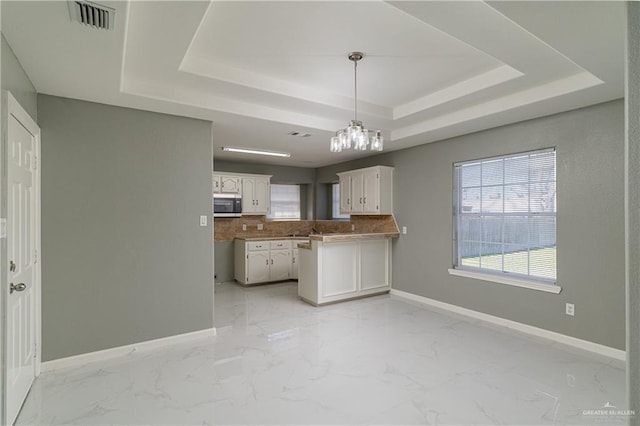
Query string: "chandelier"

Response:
xmin=330 ymin=52 xmax=384 ymax=153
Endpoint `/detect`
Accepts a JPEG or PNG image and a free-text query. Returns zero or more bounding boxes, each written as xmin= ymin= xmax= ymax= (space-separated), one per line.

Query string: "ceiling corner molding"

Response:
xmin=393 ymin=65 xmax=524 ymax=120
xmin=391 ymin=71 xmax=604 ymax=142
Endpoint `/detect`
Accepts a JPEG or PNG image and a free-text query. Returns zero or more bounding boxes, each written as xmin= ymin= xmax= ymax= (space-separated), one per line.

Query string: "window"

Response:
xmin=268 ymin=184 xmax=301 ymax=220
xmin=453 ymin=148 xmax=556 ymax=284
xmin=332 ymin=183 xmax=350 ymax=220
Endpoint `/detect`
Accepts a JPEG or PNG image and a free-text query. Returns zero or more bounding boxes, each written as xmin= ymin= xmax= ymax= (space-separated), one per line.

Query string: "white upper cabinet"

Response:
xmin=339 ymin=174 xmax=351 ymax=213
xmin=220 ymin=175 xmax=241 ymax=193
xmin=213 ymin=173 xmax=241 ymax=194
xmin=337 ymin=166 xmax=393 ymax=215
xmin=214 ymin=172 xmax=271 ymax=215
xmin=242 ymin=175 xmax=270 ymax=215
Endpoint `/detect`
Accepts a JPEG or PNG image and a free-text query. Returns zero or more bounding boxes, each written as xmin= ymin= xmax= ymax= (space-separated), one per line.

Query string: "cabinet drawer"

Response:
xmin=270 ymin=240 xmax=291 ymax=250
xmin=247 ymin=241 xmax=269 ymax=251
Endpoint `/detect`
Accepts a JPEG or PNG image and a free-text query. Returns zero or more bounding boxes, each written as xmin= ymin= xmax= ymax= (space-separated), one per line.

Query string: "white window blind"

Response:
xmin=453 ymin=148 xmax=557 ymax=283
xmin=332 ymin=183 xmax=350 ymax=220
xmin=268 ymin=184 xmax=301 ymax=220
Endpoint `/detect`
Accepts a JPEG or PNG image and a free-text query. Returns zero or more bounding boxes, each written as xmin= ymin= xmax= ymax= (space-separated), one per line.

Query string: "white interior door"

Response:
xmin=5 ymin=93 xmax=40 ymax=425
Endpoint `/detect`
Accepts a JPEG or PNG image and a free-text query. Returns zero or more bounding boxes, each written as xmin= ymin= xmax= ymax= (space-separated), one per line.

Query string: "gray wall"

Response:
xmin=626 ymin=2 xmax=640 ymax=415
xmin=1 ymin=31 xmax=38 ymax=422
xmin=317 ymin=100 xmax=625 ymax=350
xmin=1 ymin=34 xmax=37 ymax=120
xmin=38 ymin=95 xmax=214 ymax=361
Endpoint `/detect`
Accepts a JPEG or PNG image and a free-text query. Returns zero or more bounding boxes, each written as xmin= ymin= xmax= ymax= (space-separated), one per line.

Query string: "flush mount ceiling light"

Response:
xmin=222 ymin=147 xmax=291 ymax=158
xmin=330 ymin=52 xmax=384 ymax=153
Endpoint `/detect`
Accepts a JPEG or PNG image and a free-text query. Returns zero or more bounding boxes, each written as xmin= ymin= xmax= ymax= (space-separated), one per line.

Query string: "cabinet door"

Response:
xmin=247 ymin=251 xmax=270 ymax=283
xmin=213 ymin=175 xmax=221 ymax=193
xmin=269 ymin=249 xmax=291 ymax=281
xmin=242 ymin=178 xmax=256 ymax=213
xmin=291 ymin=249 xmax=299 ymax=279
xmin=221 ymin=176 xmax=241 ymax=193
xmin=339 ymin=175 xmax=352 ymax=214
xmin=362 ymin=169 xmax=380 ymax=213
xmin=350 ymin=172 xmax=364 ymax=213
xmin=360 ymin=239 xmax=389 ymax=290
xmin=254 ymin=178 xmax=270 ymax=215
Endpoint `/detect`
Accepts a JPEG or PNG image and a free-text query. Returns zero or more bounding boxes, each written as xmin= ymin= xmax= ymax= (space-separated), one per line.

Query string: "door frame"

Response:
xmin=2 ymin=91 xmax=42 ymax=425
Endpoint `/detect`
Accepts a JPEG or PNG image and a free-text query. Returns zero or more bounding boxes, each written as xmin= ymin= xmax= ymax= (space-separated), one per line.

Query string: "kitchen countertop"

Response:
xmin=235 ymin=233 xmax=399 ymax=250
xmin=309 ymin=232 xmax=400 ymax=242
xmin=235 ymin=236 xmax=311 ymax=241
xmin=298 ymin=232 xmax=400 ymax=249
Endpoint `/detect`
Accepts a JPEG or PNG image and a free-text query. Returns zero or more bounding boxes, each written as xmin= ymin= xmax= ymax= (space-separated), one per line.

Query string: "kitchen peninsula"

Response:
xmin=298 ymin=230 xmax=399 ymax=306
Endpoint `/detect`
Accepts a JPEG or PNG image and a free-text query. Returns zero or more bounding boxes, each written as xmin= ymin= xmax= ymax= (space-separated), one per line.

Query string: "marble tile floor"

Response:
xmin=17 ymin=281 xmax=628 ymax=425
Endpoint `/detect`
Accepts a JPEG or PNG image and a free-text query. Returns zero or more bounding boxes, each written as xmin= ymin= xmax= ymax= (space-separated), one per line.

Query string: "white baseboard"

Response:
xmin=41 ymin=327 xmax=217 ymax=373
xmin=390 ymin=289 xmax=625 ymax=361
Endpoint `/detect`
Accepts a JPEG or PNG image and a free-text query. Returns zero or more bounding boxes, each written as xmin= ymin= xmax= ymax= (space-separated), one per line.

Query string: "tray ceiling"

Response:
xmin=2 ymin=1 xmax=625 ymax=166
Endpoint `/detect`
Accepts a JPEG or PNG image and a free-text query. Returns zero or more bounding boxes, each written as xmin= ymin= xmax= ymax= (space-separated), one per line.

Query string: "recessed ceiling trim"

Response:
xmin=180 ymin=55 xmax=392 ymax=119
xmin=393 ymin=65 xmax=524 ymax=119
xmin=121 ymin=77 xmax=347 ymax=132
xmin=391 ymin=71 xmax=604 ymax=141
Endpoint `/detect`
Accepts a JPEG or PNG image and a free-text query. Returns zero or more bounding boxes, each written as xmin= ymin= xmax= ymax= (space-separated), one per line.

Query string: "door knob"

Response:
xmin=10 ymin=283 xmax=26 ymax=294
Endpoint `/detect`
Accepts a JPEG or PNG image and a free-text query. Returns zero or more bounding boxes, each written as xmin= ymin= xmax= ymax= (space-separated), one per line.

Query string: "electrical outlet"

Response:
xmin=566 ymin=303 xmax=575 ymax=316
xmin=402 ymin=226 xmax=407 ymax=234
xmin=257 ymin=223 xmax=264 ymax=230
xmin=242 ymin=224 xmax=247 ymax=231
xmin=351 ymin=224 xmax=355 ymax=231
xmin=199 ymin=215 xmax=207 ymax=227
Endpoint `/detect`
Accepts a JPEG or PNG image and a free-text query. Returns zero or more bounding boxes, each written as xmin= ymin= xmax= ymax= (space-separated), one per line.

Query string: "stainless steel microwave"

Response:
xmin=213 ymin=193 xmax=242 ymax=217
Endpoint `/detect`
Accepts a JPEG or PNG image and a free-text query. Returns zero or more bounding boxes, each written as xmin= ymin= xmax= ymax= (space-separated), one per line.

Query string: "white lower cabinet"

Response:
xmin=298 ymin=237 xmax=391 ymax=305
xmin=247 ymin=251 xmax=270 ymax=283
xmin=269 ymin=248 xmax=291 ymax=282
xmin=235 ymin=239 xmax=307 ymax=285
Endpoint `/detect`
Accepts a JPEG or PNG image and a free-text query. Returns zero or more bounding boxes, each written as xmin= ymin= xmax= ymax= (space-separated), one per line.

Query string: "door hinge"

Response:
xmin=34 ymin=155 xmax=38 ymax=171
xmin=34 ymin=249 xmax=38 ymax=264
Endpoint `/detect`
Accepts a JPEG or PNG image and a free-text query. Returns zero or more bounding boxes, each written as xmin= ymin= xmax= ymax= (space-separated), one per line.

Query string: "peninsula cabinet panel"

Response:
xmin=360 ymin=239 xmax=390 ymax=290
xmin=298 ymin=237 xmax=392 ymax=306
xmin=321 ymin=242 xmax=358 ymax=297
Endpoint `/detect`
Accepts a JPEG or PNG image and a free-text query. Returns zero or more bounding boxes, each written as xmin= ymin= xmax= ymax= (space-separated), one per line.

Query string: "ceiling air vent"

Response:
xmin=68 ymin=0 xmax=115 ymax=30
xmin=288 ymin=131 xmax=312 ymax=138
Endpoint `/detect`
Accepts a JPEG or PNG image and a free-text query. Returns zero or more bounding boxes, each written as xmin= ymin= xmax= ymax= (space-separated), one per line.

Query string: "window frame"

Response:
xmin=331 ymin=183 xmax=350 ymax=220
xmin=451 ymin=147 xmax=559 ymax=293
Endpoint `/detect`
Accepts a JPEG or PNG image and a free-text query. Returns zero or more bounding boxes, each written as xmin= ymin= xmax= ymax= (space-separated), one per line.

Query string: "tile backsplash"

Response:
xmin=214 ymin=215 xmax=398 ymax=242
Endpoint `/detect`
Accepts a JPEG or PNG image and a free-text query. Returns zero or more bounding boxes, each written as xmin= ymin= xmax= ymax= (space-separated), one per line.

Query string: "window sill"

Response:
xmin=448 ymin=268 xmax=561 ymax=294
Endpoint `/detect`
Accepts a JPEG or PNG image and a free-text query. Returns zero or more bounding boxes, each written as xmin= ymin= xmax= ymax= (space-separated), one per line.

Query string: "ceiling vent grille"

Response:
xmin=68 ymin=0 xmax=115 ymax=30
